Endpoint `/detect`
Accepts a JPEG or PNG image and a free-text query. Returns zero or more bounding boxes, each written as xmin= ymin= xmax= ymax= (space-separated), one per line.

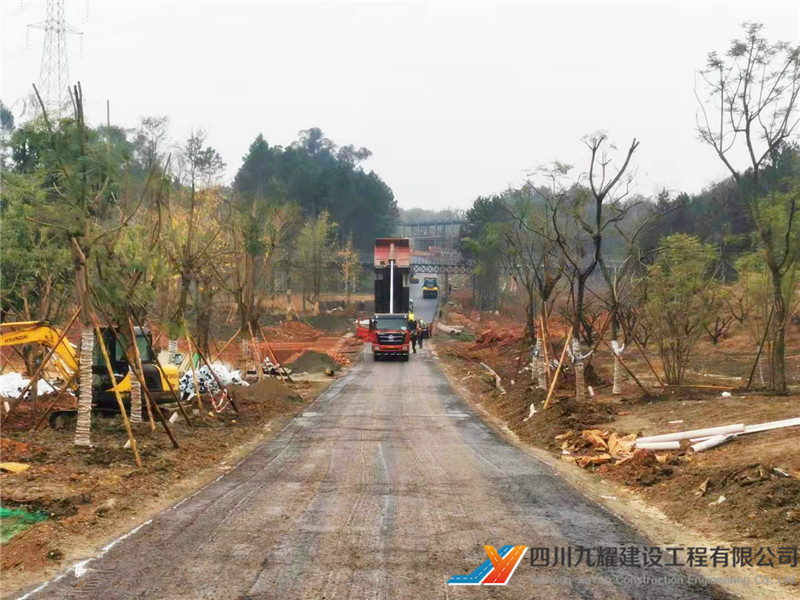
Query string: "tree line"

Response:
xmin=459 ymin=23 xmax=799 ymax=396
xmin=1 ymin=88 xmax=400 ymax=442
xmin=1 ymin=106 xmax=397 ymax=336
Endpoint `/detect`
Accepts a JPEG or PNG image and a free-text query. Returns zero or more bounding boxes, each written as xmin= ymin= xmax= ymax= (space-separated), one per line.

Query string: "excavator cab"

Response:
xmin=91 ymin=326 xmax=178 ymax=414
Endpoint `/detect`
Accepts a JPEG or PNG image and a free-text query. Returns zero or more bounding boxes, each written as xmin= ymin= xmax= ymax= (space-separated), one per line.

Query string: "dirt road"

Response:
xmin=18 ymin=341 xmax=727 ymax=599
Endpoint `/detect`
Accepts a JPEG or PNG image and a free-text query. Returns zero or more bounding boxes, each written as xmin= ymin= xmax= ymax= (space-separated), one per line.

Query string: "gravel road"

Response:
xmin=20 ymin=285 xmax=726 ymax=599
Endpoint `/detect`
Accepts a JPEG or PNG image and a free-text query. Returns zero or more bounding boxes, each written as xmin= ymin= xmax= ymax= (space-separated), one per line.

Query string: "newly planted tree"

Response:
xmin=297 ymin=211 xmax=337 ymax=312
xmin=501 ymin=178 xmax=566 ymax=390
xmin=644 ymin=234 xmax=721 ymax=385
xmin=547 ymin=134 xmax=639 ymax=401
xmin=337 ymin=236 xmax=362 ymax=307
xmin=27 ymin=85 xmax=129 ymax=445
xmin=696 ymin=22 xmax=800 ymax=391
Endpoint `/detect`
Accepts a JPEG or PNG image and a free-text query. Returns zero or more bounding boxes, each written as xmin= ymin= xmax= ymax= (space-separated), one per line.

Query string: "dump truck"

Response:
xmin=370 ymin=238 xmax=411 ymax=360
xmin=0 ymin=321 xmax=179 ymax=425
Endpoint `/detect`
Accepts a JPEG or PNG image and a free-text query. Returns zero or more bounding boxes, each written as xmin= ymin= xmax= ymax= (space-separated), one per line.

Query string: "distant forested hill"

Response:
xmin=234 ymin=128 xmax=397 ymax=249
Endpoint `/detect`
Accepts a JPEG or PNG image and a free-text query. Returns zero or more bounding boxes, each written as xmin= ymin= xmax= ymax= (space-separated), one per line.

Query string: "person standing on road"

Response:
xmin=410 ymin=328 xmax=418 ymax=353
xmin=417 ymin=320 xmax=425 ymax=349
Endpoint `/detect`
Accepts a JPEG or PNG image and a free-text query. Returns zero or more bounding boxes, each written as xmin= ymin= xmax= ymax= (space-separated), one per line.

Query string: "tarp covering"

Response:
xmin=0 ymin=506 xmax=48 ymax=544
xmin=0 ymin=373 xmax=57 ymax=399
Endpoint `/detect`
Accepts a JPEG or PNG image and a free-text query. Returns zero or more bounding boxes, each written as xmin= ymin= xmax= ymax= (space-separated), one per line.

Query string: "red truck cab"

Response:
xmin=370 ymin=313 xmax=410 ymax=361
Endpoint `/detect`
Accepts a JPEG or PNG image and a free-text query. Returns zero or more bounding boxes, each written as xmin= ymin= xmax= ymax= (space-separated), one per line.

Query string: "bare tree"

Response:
xmin=696 ymin=22 xmax=800 ymax=392
xmin=547 ymin=135 xmax=639 ymax=401
xmin=597 ymin=199 xmax=672 ymax=393
xmin=227 ymin=201 xmax=295 ymax=333
xmin=337 ymin=236 xmax=361 ymax=307
xmin=502 ymin=176 xmax=567 ymax=390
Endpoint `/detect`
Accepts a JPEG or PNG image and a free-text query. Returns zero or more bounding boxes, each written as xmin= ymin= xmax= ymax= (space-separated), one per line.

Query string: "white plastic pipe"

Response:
xmin=689 ymin=434 xmax=737 ymax=453
xmin=690 ymin=417 xmax=800 ymax=442
xmin=743 ymin=417 xmax=800 ymax=434
xmin=637 ymin=423 xmax=744 ymax=444
xmin=436 ymin=323 xmax=464 ymax=334
xmin=635 ymin=441 xmax=680 ymax=450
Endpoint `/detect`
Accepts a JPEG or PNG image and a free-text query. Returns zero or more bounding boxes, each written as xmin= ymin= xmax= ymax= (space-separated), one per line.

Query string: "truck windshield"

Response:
xmin=375 ymin=316 xmax=408 ymax=331
xmin=424 ymin=278 xmax=437 ymax=287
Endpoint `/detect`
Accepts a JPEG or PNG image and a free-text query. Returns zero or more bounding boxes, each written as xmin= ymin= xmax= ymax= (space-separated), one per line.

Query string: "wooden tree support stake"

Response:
xmin=90 ymin=311 xmax=142 ymax=468
xmin=543 ymin=328 xmax=573 ymax=410
xmin=747 ymin=306 xmax=774 ymax=391
xmin=585 ymin=311 xmax=613 ymax=369
xmin=132 ymin=313 xmax=193 ymax=427
xmin=185 ymin=333 xmax=204 ymax=411
xmin=258 ymin=324 xmax=294 ymax=383
xmin=29 ymin=371 xmax=78 ymax=436
xmin=211 ymin=327 xmax=241 ymax=364
xmin=97 ymin=321 xmax=179 ymax=448
xmin=247 ymin=322 xmax=265 ymax=382
xmin=630 ymin=335 xmax=666 ymax=390
xmin=186 ymin=329 xmax=239 ymax=414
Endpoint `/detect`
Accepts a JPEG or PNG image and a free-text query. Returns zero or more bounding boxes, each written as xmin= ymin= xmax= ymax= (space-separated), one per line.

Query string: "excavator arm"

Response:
xmin=0 ymin=322 xmax=79 ymax=384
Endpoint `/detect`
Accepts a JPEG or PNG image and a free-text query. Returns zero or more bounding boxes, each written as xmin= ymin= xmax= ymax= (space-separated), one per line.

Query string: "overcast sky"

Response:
xmin=2 ymin=1 xmax=799 ymax=210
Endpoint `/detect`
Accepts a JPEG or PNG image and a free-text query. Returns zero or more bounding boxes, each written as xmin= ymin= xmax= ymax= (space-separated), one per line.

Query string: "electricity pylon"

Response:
xmin=27 ymin=0 xmax=82 ymax=117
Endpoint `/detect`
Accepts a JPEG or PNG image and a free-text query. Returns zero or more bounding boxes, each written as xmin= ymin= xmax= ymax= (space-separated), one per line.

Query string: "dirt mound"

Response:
xmin=262 ymin=321 xmax=321 ymax=342
xmin=633 ymin=461 xmax=800 ymax=549
xmin=1 ymin=438 xmax=32 ymax=460
xmin=1 ymin=519 xmax=59 ymax=573
xmin=286 ymin=350 xmax=340 ymax=374
xmin=229 ymin=378 xmax=306 ymax=422
xmin=0 ymin=394 xmax=76 ymax=431
xmin=599 ymin=448 xmax=679 ymax=486
xmin=517 ymin=396 xmax=619 ymax=450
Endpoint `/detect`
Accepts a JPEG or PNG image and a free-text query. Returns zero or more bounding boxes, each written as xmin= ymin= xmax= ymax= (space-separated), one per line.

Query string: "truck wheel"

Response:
xmin=373 ymin=354 xmax=380 ymax=361
xmin=402 ymin=355 xmax=409 ymax=362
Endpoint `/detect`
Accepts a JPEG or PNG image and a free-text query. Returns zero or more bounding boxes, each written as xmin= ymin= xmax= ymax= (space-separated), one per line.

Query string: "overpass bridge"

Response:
xmin=395 ymin=220 xmax=463 ymax=253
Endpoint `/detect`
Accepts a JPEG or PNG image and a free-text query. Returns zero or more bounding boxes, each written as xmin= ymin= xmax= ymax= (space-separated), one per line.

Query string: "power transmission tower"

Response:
xmin=27 ymin=0 xmax=82 ymax=117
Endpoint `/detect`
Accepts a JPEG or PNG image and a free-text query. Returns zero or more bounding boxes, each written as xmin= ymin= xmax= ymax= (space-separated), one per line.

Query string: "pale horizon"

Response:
xmin=2 ymin=1 xmax=799 ymax=210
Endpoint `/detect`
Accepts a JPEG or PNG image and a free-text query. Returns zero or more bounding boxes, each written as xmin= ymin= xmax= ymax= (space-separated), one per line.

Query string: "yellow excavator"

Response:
xmin=0 ymin=321 xmax=179 ymax=425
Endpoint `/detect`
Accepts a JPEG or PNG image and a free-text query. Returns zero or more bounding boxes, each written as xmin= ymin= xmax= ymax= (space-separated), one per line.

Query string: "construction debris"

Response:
xmin=558 ymin=429 xmax=637 ymax=468
xmin=689 ymin=433 xmax=737 ymax=453
xmin=0 ymin=462 xmax=31 ymax=473
xmin=326 ymin=350 xmax=351 ymax=368
xmin=637 ymin=423 xmax=745 ymax=444
xmin=638 ymin=416 xmax=800 ymax=453
xmin=635 ymin=440 xmax=680 ymax=450
xmin=471 ymin=327 xmax=524 ymax=350
xmin=436 ymin=323 xmax=464 ymax=335
xmin=479 ymin=362 xmax=506 ymax=395
xmin=179 ymin=363 xmax=248 ymax=398
xmin=740 ymin=417 xmax=800 ymax=435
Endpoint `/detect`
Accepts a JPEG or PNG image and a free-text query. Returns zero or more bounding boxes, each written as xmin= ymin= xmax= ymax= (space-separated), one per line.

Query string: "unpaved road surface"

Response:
xmin=19 ymin=292 xmax=724 ymax=599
